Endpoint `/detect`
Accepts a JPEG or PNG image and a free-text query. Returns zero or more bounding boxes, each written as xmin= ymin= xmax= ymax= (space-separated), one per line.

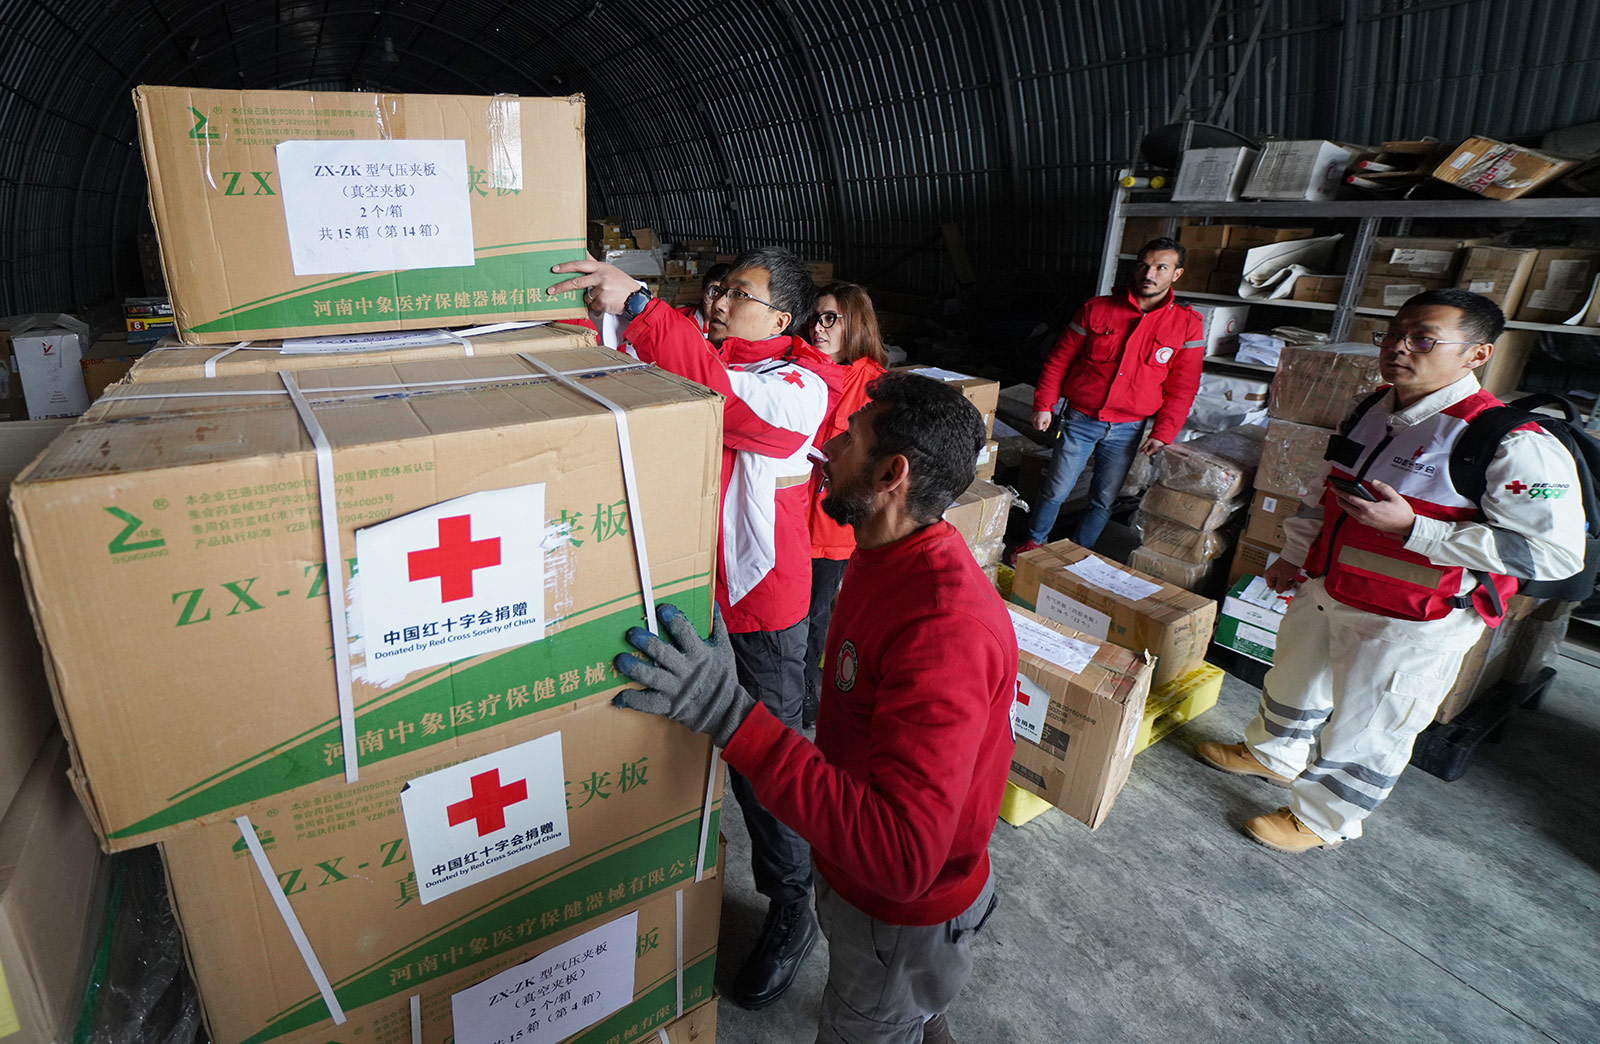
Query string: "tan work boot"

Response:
xmin=1196 ymin=741 xmax=1293 ymax=787
xmin=1245 ymin=807 xmax=1343 ymax=853
xmin=922 ymin=1013 xmax=957 ymax=1044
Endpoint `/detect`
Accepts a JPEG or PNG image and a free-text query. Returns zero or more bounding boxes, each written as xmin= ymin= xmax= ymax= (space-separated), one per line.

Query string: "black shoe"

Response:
xmin=922 ymin=1013 xmax=958 ymax=1044
xmin=727 ymin=899 xmax=818 ymax=1010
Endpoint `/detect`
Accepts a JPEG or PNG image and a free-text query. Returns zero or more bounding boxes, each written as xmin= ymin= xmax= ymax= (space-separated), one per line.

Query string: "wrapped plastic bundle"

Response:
xmin=1141 ymin=483 xmax=1247 ymax=530
xmin=1128 ymin=546 xmax=1222 ymax=594
xmin=1132 ymin=510 xmax=1234 ymax=563
xmin=1256 ymin=418 xmax=1335 ymax=499
xmin=1269 ymin=342 xmax=1384 ymax=428
xmin=1156 ymin=424 xmax=1266 ymax=499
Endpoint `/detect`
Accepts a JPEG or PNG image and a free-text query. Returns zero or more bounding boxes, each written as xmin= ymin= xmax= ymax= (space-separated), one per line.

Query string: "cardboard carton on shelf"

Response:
xmin=1227 ymin=536 xmax=1280 ymax=586
xmin=1011 ymin=540 xmax=1217 ymax=687
xmin=160 ymin=699 xmax=723 ymax=1044
xmin=1290 ymin=275 xmax=1345 ymax=304
xmin=1226 ymin=226 xmax=1317 ymax=251
xmin=134 ymin=86 xmax=590 ymax=344
xmin=1178 ymin=224 xmax=1234 ymax=251
xmin=1005 ymin=606 xmax=1154 ymax=829
xmin=1514 ymin=248 xmax=1600 ymax=325
xmin=1241 ymin=140 xmax=1353 ymax=202
xmin=1175 ymin=248 xmax=1221 ymax=292
xmin=10 ymin=348 xmax=722 ymax=850
xmin=1476 ymin=330 xmax=1539 ymax=397
xmin=1267 ymin=342 xmax=1383 ymax=428
xmin=1171 ymin=147 xmax=1259 ymax=202
xmin=1358 ymin=274 xmax=1452 ymax=311
xmin=1454 ymin=246 xmax=1540 ymax=315
xmin=1431 ymin=136 xmax=1578 ymax=200
xmin=1188 ymin=303 xmax=1250 ymax=356
xmin=1365 ymin=236 xmax=1489 ymax=281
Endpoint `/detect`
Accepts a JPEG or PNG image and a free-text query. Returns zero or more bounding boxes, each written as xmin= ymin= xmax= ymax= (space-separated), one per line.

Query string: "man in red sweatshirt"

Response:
xmin=551 ymin=247 xmax=844 ymax=1009
xmin=612 ymin=372 xmax=1018 ymax=1044
xmin=1013 ymin=236 xmax=1204 ymax=557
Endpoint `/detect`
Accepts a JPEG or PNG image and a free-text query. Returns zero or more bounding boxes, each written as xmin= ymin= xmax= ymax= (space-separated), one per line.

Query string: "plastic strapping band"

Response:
xmin=657 ymin=1030 xmax=670 ymax=1044
xmin=280 ymin=372 xmax=360 ymax=782
xmin=111 ymin=362 xmax=652 ymax=404
xmin=517 ymin=353 xmax=658 ymax=636
xmin=235 ymin=815 xmax=346 ymax=1023
xmin=694 ymin=747 xmax=718 ymax=883
xmin=439 ymin=330 xmax=475 ymax=357
xmin=203 ymin=341 xmax=252 ymax=378
xmin=409 ymin=995 xmax=421 ymax=1044
xmin=674 ymin=887 xmax=685 ymax=1018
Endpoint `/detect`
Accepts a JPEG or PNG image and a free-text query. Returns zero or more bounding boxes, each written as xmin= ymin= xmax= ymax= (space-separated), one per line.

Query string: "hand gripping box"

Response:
xmin=9 ymin=346 xmax=722 ymax=850
xmin=134 ymin=86 xmax=590 ymax=344
xmin=160 ymin=700 xmax=722 ymax=1044
xmin=1005 ymin=607 xmax=1153 ymax=829
xmin=1011 ymin=540 xmax=1216 ymax=688
xmin=127 ymin=321 xmax=597 ymax=382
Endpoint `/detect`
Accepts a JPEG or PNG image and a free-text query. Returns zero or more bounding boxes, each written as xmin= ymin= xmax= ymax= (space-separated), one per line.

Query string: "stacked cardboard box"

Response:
xmin=894 ymin=366 xmax=1000 ymax=437
xmin=1240 ymin=140 xmax=1353 ymax=202
xmin=943 ymin=479 xmax=1014 ymax=571
xmin=1011 ymin=540 xmax=1217 ymax=688
xmin=1431 ymin=136 xmax=1577 ymax=200
xmin=1516 ymin=248 xmax=1600 ymax=325
xmin=1131 ymin=425 xmax=1263 ymax=594
xmin=1359 ymin=236 xmax=1491 ymax=310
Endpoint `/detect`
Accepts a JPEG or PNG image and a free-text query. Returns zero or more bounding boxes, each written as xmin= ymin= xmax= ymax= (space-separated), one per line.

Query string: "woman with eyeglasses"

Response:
xmin=802 ymin=281 xmax=890 ymax=729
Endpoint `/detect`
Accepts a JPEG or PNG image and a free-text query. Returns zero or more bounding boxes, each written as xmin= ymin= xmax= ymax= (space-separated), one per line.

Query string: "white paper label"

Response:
xmin=1261 ymin=495 xmax=1278 ymax=513
xmin=1009 ymin=610 xmax=1099 ymax=675
xmin=1223 ymin=596 xmax=1286 ymax=631
xmin=400 ymin=732 xmax=571 ymax=904
xmin=1237 ymin=575 xmax=1289 ymax=611
xmin=1527 ymin=288 xmax=1577 ymax=312
xmin=280 ymin=329 xmax=459 ymax=353
xmin=450 ymin=910 xmax=636 ymax=1044
xmin=1010 ymin=674 xmax=1050 ymax=745
xmin=1388 ymin=248 xmax=1453 ymax=274
xmin=1449 ymin=150 xmax=1476 ymax=170
xmin=1383 ymin=283 xmax=1423 ymax=306
xmin=276 ymin=139 xmax=474 ymax=275
xmin=909 ymin=366 xmax=975 ymax=383
xmin=976 ymin=444 xmax=994 ymax=465
xmin=1064 ymin=557 xmax=1162 ymax=601
xmin=1033 ymin=586 xmax=1111 ymax=641
xmin=1545 ymin=259 xmax=1592 ymax=293
xmin=357 ymin=484 xmax=547 ymax=681
xmin=1236 ymin=621 xmax=1279 ymax=650
xmin=1468 ymin=280 xmax=1496 ymax=294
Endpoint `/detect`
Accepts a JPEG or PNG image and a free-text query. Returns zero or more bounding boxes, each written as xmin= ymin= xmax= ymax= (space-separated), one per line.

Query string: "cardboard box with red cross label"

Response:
xmin=10 ymin=345 xmax=722 ymax=850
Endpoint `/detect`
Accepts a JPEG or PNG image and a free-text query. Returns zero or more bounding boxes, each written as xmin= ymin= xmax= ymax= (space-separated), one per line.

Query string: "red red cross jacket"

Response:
xmin=624 ymin=300 xmax=844 ymax=633
xmin=808 ymin=356 xmax=887 ymax=561
xmin=1031 ymin=289 xmax=1204 ymax=444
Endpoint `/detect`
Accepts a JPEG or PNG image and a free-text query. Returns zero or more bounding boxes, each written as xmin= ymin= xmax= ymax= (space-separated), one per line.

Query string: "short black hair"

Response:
xmin=1402 ymin=288 xmax=1506 ymax=344
xmin=700 ymin=262 xmax=732 ymax=289
xmin=863 ymin=371 xmax=985 ymax=525
xmin=730 ymin=246 xmax=816 ymax=335
xmin=1139 ymin=237 xmax=1187 ymax=268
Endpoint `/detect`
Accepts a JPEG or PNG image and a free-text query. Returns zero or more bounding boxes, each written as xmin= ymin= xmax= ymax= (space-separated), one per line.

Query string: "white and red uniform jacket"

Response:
xmin=624 ymin=299 xmax=843 ymax=633
xmin=1282 ymin=374 xmax=1585 ymax=628
xmin=677 ymin=303 xmax=709 ymax=335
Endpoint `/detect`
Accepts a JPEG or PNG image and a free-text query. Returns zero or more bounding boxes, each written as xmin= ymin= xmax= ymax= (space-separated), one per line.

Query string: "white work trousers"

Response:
xmin=1244 ymin=578 xmax=1484 ymax=842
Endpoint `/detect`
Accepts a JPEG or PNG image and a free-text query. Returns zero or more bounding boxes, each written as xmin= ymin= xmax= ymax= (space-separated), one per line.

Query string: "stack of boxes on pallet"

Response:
xmin=1130 ymin=424 xmax=1267 ymax=594
xmin=4 ymin=86 xmax=728 ymax=1044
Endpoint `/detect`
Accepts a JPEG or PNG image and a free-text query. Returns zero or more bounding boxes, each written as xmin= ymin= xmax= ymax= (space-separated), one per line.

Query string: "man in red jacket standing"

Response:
xmin=612 ymin=372 xmax=1017 ymax=1044
xmin=1013 ymin=237 xmax=1204 ymax=557
xmin=551 ymin=248 xmax=843 ymax=1010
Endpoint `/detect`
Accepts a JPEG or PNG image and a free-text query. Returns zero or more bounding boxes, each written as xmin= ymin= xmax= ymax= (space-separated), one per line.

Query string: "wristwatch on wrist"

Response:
xmin=623 ymin=282 xmax=652 ymax=320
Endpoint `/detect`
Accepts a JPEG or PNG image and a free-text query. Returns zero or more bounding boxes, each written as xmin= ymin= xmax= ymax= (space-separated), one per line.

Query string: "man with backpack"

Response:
xmin=1196 ymin=289 xmax=1586 ymax=853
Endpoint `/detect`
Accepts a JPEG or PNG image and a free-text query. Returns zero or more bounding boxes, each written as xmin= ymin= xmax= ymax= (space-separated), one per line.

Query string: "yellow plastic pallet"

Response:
xmin=1134 ymin=660 xmax=1224 ymax=755
xmin=998 ymin=780 xmax=1054 ymax=827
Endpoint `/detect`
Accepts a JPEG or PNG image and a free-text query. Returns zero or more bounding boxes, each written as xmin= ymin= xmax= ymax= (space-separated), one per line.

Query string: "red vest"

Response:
xmin=1305 ymin=386 xmax=1521 ymax=625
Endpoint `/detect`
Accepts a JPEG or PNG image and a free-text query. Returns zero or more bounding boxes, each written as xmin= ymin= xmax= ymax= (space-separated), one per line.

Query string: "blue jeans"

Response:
xmin=1026 ymin=409 xmax=1144 ymax=548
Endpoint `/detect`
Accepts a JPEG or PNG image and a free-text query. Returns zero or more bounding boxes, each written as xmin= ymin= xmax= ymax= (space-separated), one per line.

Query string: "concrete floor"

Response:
xmin=710 ymin=652 xmax=1600 ymax=1044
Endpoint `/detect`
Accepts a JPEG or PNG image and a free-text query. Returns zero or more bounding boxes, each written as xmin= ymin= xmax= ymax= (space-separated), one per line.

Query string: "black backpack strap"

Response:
xmin=1339 ymin=387 xmax=1390 ymax=435
xmin=1449 ymin=406 xmax=1537 ymax=505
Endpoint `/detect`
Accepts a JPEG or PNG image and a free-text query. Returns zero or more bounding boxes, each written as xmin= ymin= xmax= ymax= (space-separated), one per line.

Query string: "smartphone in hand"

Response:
xmin=1329 ymin=475 xmax=1378 ymax=501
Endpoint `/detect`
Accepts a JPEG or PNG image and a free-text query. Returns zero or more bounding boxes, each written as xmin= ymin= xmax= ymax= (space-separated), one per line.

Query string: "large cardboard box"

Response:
xmin=1515 ymin=248 xmax=1600 ymax=324
xmin=1126 ymin=547 xmax=1220 ymax=594
xmin=10 ymin=348 xmax=722 ymax=849
xmin=1171 ymin=147 xmax=1258 ymax=202
xmin=1455 ymin=246 xmax=1539 ymax=315
xmin=1005 ymin=607 xmax=1153 ymax=829
xmin=0 ymin=737 xmax=111 ymax=1044
xmin=896 ymin=366 xmax=999 ymax=437
xmin=1290 ymin=275 xmax=1345 ymax=304
xmin=1178 ymin=224 xmax=1233 ymax=251
xmin=1431 ymin=137 xmax=1577 ymax=200
xmin=1434 ymin=596 xmax=1537 ymax=723
xmin=1358 ymin=274 xmax=1451 ymax=311
xmin=1365 ymin=236 xmax=1488 ymax=280
xmin=10 ymin=328 xmax=89 ymax=420
xmin=128 ymin=322 xmax=596 ymax=382
xmin=1188 ymin=303 xmax=1250 ymax=356
xmin=1256 ymin=419 xmax=1333 ymax=500
xmin=942 ymin=479 xmax=1013 ymax=569
xmin=1132 ymin=512 xmax=1232 ymax=564
xmin=1244 ymin=488 xmax=1303 ymax=548
xmin=1154 ymin=425 xmax=1265 ymax=500
xmin=1240 ymin=140 xmax=1352 ymax=201
xmin=79 ymin=335 xmax=150 ymax=401
xmin=134 ymin=86 xmax=589 ymax=344
xmin=1227 ymin=537 xmax=1279 ymax=586
xmin=1268 ymin=342 xmax=1383 ymax=428
xmin=1012 ymin=540 xmax=1217 ymax=687
xmin=1139 ymin=482 xmax=1243 ymax=531
xmin=1212 ymin=575 xmax=1291 ymax=665
xmin=161 ymin=699 xmax=721 ymax=1044
xmin=0 ymin=420 xmax=72 ymax=818
xmin=974 ymin=438 xmax=999 ymax=482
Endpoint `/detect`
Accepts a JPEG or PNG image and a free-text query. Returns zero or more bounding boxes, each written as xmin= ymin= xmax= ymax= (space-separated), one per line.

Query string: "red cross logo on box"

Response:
xmin=447 ymin=768 xmax=528 ymax=836
xmin=1014 ymin=679 xmax=1032 ymax=706
xmin=408 ymin=514 xmax=501 ymax=602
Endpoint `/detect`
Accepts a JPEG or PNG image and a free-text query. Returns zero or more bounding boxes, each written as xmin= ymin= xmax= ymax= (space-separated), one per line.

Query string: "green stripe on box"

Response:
xmin=190 ymin=246 xmax=589 ymax=334
xmin=238 ymin=820 xmax=720 ymax=1043
xmin=109 ymin=583 xmax=712 ymax=840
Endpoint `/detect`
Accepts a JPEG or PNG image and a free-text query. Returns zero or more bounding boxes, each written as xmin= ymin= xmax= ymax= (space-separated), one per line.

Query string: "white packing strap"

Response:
xmin=455 ymin=320 xmax=544 ymax=336
xmin=517 ymin=352 xmax=658 ymax=636
xmin=110 ymin=361 xmax=652 ymax=404
xmin=235 ymin=815 xmax=346 ymax=1023
xmin=674 ymin=887 xmax=685 ymax=1019
xmin=694 ymin=746 xmax=718 ymax=883
xmin=280 ymin=371 xmax=361 ymax=783
xmin=657 ymin=1029 xmax=670 ymax=1044
xmin=204 ymin=341 xmax=253 ymax=378
xmin=438 ymin=329 xmax=475 ymax=356
xmin=409 ymin=994 xmax=422 ymax=1044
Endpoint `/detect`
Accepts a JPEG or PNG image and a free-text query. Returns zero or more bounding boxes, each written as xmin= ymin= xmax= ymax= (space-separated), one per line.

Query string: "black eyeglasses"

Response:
xmin=1372 ymin=330 xmax=1479 ymax=354
xmin=814 ymin=311 xmax=844 ymax=329
xmin=706 ymin=285 xmax=780 ymax=311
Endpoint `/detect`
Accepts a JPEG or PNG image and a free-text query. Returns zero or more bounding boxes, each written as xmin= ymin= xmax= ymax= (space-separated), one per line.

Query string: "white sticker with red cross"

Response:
xmin=357 ymin=484 xmax=546 ymax=681
xmin=1010 ymin=674 xmax=1051 ymax=746
xmin=400 ymin=731 xmax=571 ymax=904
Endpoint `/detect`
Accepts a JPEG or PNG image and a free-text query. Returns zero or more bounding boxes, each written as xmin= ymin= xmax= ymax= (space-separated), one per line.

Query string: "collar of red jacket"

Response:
xmin=722 ymin=334 xmax=845 ymax=389
xmin=1118 ymin=286 xmax=1176 ymax=313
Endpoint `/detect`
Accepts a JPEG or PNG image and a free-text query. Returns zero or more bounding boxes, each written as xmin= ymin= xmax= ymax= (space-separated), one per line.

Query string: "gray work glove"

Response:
xmin=613 ymin=603 xmax=755 ymax=747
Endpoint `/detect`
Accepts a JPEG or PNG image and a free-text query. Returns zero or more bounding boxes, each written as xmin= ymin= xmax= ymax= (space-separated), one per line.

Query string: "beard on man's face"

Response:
xmin=821 ymin=483 xmax=873 ymax=528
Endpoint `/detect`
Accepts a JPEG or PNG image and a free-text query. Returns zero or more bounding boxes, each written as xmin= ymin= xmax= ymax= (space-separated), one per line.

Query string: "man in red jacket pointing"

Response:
xmin=1014 ymin=237 xmax=1203 ymax=557
xmin=613 ymin=372 xmax=1017 ymax=1044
